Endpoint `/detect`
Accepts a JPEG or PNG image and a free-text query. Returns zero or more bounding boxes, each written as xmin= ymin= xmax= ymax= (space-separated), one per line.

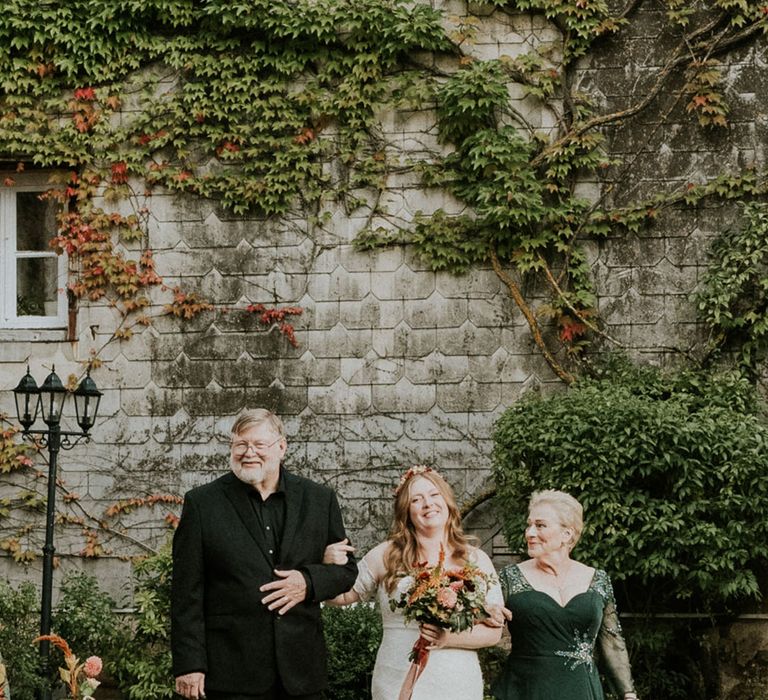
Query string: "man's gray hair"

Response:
xmin=230 ymin=409 xmax=285 ymax=439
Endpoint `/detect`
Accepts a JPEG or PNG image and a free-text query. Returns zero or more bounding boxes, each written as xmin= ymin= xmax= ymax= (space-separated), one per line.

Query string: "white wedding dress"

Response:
xmin=352 ymin=551 xmax=503 ymax=700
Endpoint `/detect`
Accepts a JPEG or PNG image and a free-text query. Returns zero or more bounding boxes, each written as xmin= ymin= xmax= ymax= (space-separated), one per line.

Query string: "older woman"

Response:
xmin=492 ymin=490 xmax=637 ymax=700
xmin=326 ymin=465 xmax=502 ymax=700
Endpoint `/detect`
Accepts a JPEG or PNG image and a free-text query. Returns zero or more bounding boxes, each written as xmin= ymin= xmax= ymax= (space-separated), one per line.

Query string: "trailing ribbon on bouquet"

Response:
xmin=397 ymin=636 xmax=430 ymax=700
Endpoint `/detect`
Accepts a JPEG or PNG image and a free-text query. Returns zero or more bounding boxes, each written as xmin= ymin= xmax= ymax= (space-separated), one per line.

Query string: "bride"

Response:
xmin=325 ymin=465 xmax=502 ymax=700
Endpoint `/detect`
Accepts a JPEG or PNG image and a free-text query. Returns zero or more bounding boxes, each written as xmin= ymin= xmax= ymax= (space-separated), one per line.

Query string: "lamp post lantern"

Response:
xmin=12 ymin=365 xmax=102 ymax=700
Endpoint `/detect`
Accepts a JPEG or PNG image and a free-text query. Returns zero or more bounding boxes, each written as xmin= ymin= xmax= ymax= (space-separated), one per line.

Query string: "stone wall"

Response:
xmin=0 ymin=1 xmax=766 ymax=611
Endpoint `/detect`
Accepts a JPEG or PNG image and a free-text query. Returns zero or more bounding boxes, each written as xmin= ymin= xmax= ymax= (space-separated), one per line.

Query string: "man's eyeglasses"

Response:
xmin=231 ymin=436 xmax=282 ymax=455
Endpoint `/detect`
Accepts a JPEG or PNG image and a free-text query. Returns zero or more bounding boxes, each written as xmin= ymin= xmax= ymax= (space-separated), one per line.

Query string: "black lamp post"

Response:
xmin=13 ymin=365 xmax=102 ymax=700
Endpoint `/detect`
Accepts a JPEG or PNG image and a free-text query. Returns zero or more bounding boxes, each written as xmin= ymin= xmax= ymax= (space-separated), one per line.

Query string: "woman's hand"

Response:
xmin=420 ymin=623 xmax=449 ymax=650
xmin=483 ymin=604 xmax=512 ymax=628
xmin=323 ymin=538 xmax=355 ymax=565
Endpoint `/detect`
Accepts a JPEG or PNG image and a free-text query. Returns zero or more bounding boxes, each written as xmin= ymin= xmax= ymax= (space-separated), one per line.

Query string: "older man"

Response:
xmin=171 ymin=409 xmax=357 ymax=700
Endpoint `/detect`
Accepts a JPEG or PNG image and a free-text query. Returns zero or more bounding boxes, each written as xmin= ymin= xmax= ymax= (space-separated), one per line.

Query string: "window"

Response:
xmin=1 ymin=176 xmax=67 ymax=329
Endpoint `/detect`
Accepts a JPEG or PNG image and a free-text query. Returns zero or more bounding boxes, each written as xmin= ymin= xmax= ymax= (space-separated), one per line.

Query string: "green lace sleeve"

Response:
xmin=498 ymin=563 xmax=529 ymax=601
xmin=594 ymin=570 xmax=635 ymax=695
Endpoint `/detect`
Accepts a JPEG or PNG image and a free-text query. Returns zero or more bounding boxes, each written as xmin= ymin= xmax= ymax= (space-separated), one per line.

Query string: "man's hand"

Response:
xmin=322 ymin=538 xmax=355 ymax=565
xmin=175 ymin=672 xmax=205 ymax=700
xmin=260 ymin=569 xmax=308 ymax=615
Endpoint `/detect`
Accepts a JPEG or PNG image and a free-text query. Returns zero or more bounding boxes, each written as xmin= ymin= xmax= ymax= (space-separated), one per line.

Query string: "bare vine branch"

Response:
xmin=489 ymin=249 xmax=575 ymax=384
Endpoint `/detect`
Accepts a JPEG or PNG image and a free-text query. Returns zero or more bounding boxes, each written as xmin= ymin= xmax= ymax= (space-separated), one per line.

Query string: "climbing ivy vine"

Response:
xmin=357 ymin=0 xmax=768 ymax=382
xmin=0 ymin=0 xmax=447 ymax=351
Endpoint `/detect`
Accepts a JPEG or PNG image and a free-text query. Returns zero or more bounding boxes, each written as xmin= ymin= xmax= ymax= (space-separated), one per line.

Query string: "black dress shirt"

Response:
xmin=243 ymin=469 xmax=314 ymax=600
xmin=247 ymin=470 xmax=286 ymax=566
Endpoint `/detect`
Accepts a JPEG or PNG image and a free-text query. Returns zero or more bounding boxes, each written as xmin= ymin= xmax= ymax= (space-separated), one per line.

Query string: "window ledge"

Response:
xmin=0 ymin=327 xmax=67 ymax=342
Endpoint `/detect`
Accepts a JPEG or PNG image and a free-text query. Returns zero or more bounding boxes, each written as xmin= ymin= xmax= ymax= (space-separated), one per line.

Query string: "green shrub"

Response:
xmin=113 ymin=544 xmax=174 ymax=700
xmin=322 ymin=603 xmax=382 ymax=700
xmin=479 ymin=644 xmax=507 ymax=699
xmin=52 ymin=572 xmax=127 ymax=676
xmin=0 ymin=580 xmax=44 ymax=700
xmin=493 ymin=358 xmax=768 ymax=612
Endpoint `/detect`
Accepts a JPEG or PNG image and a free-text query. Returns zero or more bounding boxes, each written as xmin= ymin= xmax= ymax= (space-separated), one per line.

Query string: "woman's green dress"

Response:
xmin=492 ymin=564 xmax=635 ymax=700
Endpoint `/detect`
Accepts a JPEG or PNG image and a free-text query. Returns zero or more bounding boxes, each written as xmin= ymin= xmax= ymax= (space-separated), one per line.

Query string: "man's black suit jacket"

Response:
xmin=171 ymin=470 xmax=358 ymax=696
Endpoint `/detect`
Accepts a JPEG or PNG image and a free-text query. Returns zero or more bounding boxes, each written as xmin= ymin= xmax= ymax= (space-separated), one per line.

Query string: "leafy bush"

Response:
xmin=112 ymin=545 xmax=174 ymax=700
xmin=0 ymin=580 xmax=44 ymax=700
xmin=52 ymin=572 xmax=126 ymax=675
xmin=493 ymin=357 xmax=768 ymax=612
xmin=322 ymin=603 xmax=382 ymax=700
xmin=697 ymin=201 xmax=768 ymax=372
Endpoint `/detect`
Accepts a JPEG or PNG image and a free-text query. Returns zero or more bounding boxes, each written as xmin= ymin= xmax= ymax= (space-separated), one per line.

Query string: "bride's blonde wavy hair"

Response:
xmin=382 ymin=467 xmax=472 ymax=594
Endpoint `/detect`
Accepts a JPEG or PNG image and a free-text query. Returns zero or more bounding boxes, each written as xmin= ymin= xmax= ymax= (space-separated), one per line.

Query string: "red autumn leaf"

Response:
xmin=111 ymin=161 xmax=128 ymax=184
xmin=559 ymin=320 xmax=588 ymax=343
xmin=74 ymin=87 xmax=96 ymax=102
xmin=138 ymin=129 xmax=167 ymax=146
xmin=293 ymin=128 xmax=315 ymax=145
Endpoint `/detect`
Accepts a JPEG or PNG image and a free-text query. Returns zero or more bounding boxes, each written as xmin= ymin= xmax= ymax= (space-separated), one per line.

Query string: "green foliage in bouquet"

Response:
xmin=389 ymin=550 xmax=494 ymax=634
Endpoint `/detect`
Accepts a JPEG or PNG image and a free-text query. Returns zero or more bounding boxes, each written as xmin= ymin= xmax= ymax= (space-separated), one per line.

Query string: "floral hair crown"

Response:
xmin=394 ymin=464 xmax=437 ymax=496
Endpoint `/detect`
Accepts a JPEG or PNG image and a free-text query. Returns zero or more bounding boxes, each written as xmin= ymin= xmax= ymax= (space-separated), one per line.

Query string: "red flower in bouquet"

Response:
xmin=389 ymin=547 xmax=496 ymax=698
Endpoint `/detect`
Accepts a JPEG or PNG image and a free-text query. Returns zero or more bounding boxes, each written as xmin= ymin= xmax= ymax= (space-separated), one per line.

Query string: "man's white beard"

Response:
xmin=230 ymin=457 xmax=266 ymax=487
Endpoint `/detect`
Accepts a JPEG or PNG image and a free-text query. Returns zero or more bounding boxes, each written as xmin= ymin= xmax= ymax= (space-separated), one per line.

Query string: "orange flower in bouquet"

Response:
xmin=389 ymin=547 xmax=496 ymax=699
xmin=34 ymin=634 xmax=102 ymax=700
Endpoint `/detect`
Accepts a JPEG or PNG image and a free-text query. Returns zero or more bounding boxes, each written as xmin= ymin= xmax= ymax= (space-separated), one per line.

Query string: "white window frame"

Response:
xmin=0 ymin=175 xmax=67 ymax=329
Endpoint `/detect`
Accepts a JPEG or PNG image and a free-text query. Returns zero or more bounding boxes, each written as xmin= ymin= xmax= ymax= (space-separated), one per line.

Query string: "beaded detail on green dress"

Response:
xmin=492 ymin=564 xmax=635 ymax=700
xmin=555 ymin=630 xmax=595 ymax=671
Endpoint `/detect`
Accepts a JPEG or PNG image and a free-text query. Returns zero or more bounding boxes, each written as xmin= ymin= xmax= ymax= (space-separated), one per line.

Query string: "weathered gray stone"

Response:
xmin=436 ymin=376 xmax=502 ymax=412
xmin=371 ymin=265 xmax=436 ymax=300
xmin=306 ymin=267 xmax=370 ymax=302
xmin=372 ymin=378 xmax=436 ymax=412
xmin=305 ymin=440 xmax=345 ymax=470
xmin=404 ymin=292 xmax=468 ymax=329
xmin=599 ymin=288 xmax=665 ymax=326
xmin=151 ymin=409 xmax=215 ymax=445
xmin=339 ymin=414 xmax=406 ymax=441
xmin=308 ymin=379 xmax=371 ymax=414
xmin=338 ymin=296 xmax=383 ymax=330
xmin=304 ymin=324 xmax=373 ymax=359
xmin=405 ymin=352 xmax=469 ymax=384
xmin=392 ymin=322 xmax=438 ymax=357
xmin=437 ymin=321 xmax=502 ymax=356
xmin=403 ymin=409 xmax=469 ymax=442
xmin=342 ymin=355 xmax=403 ymax=386
xmin=152 ymin=353 xmax=213 ymax=388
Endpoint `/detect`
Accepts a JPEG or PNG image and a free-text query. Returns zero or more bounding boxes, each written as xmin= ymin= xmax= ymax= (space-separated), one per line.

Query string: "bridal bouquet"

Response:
xmin=390 ymin=549 xmax=496 ymax=699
